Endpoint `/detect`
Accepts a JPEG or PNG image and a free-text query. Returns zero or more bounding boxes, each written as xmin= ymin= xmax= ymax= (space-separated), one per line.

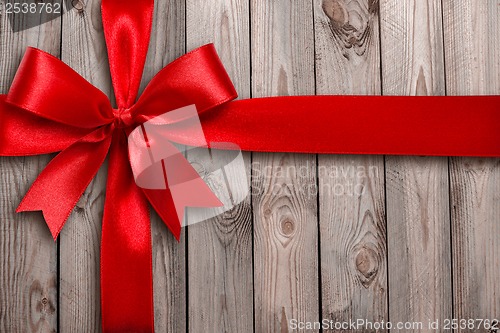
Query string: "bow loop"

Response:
xmin=0 ymin=95 xmax=91 ymax=155
xmin=133 ymin=44 xmax=238 ymax=124
xmin=7 ymin=48 xmax=114 ymax=128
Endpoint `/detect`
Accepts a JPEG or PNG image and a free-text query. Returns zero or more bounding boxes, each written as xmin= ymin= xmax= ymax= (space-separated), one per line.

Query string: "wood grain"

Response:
xmin=385 ymin=156 xmax=452 ymax=329
xmin=380 ymin=0 xmax=453 ymax=330
xmin=186 ymin=1 xmax=254 ymax=332
xmin=314 ymin=1 xmax=387 ymax=330
xmin=315 ymin=0 xmax=382 ymax=94
xmin=58 ymin=0 xmax=112 ymax=331
xmin=251 ymin=1 xmax=319 ymax=332
xmin=0 ymin=7 xmax=61 ymax=333
xmin=0 ymin=0 xmax=499 ymax=331
xmin=442 ymin=0 xmax=500 ymax=329
xmin=140 ymin=1 xmax=187 ymax=332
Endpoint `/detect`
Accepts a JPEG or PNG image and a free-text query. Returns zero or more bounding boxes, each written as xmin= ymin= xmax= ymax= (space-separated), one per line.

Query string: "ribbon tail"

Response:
xmin=138 ymin=149 xmax=224 ymax=241
xmin=16 ymin=126 xmax=112 ymax=240
xmin=101 ymin=131 xmax=154 ymax=333
xmin=143 ymin=175 xmax=223 ymax=242
xmin=167 ymin=170 xmax=224 ymax=225
xmin=129 ymin=114 xmax=223 ymax=240
xmin=143 ymin=188 xmax=181 ymax=241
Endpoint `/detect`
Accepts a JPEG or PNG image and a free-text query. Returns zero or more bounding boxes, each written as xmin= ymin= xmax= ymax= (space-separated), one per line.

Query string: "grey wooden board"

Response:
xmin=380 ymin=1 xmax=453 ymax=332
xmin=142 ymin=1 xmax=187 ymax=332
xmin=442 ymin=0 xmax=500 ymax=331
xmin=251 ymin=1 xmax=320 ymax=332
xmin=186 ymin=1 xmax=254 ymax=333
xmin=0 ymin=6 xmax=60 ymax=333
xmin=58 ymin=0 xmax=111 ymax=331
xmin=0 ymin=0 xmax=498 ymax=332
xmin=315 ymin=1 xmax=388 ymax=331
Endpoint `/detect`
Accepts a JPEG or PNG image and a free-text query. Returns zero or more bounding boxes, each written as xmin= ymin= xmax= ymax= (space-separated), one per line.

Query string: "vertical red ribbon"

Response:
xmin=100 ymin=0 xmax=155 ymax=331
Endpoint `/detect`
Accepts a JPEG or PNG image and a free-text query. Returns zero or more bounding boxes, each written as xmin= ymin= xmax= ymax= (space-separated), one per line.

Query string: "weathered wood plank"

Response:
xmin=442 ymin=0 xmax=499 ymax=96
xmin=59 ymin=0 xmax=112 ymax=331
xmin=442 ymin=0 xmax=500 ymax=329
xmin=0 ymin=7 xmax=61 ymax=333
xmin=385 ymin=156 xmax=452 ymax=327
xmin=380 ymin=0 xmax=453 ymax=330
xmin=315 ymin=0 xmax=382 ymax=94
xmin=1 ymin=1 xmax=498 ymax=332
xmin=140 ymin=1 xmax=187 ymax=332
xmin=60 ymin=1 xmax=189 ymax=331
xmin=380 ymin=0 xmax=446 ymax=95
xmin=251 ymin=1 xmax=320 ymax=332
xmin=186 ymin=1 xmax=254 ymax=332
xmin=314 ymin=1 xmax=387 ymax=330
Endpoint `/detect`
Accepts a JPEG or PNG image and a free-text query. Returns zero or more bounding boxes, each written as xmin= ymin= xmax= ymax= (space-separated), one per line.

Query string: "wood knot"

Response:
xmin=322 ymin=0 xmax=373 ymax=54
xmin=35 ymin=296 xmax=55 ymax=315
xmin=280 ymin=218 xmax=295 ymax=236
xmin=354 ymin=246 xmax=379 ymax=287
xmin=72 ymin=0 xmax=85 ymax=13
xmin=322 ymin=0 xmax=347 ymax=27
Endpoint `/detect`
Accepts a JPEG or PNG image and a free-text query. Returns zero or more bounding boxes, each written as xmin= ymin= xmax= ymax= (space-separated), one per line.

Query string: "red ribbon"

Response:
xmin=0 ymin=0 xmax=499 ymax=331
xmin=0 ymin=0 xmax=237 ymax=330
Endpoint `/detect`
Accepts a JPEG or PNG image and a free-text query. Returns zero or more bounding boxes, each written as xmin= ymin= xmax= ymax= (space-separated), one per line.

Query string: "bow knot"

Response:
xmin=112 ymin=107 xmax=134 ymax=128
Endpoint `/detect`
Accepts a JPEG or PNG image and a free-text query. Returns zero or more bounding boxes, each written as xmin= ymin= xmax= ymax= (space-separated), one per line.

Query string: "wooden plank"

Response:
xmin=442 ymin=0 xmax=500 ymax=329
xmin=315 ymin=0 xmax=382 ymax=94
xmin=0 ymin=7 xmax=61 ymax=333
xmin=59 ymin=1 xmax=188 ymax=331
xmin=380 ymin=0 xmax=453 ymax=330
xmin=58 ymin=0 xmax=113 ymax=331
xmin=442 ymin=0 xmax=499 ymax=95
xmin=314 ymin=0 xmax=387 ymax=329
xmin=186 ymin=1 xmax=254 ymax=332
xmin=385 ymin=156 xmax=452 ymax=327
xmin=251 ymin=1 xmax=319 ymax=332
xmin=140 ymin=1 xmax=187 ymax=332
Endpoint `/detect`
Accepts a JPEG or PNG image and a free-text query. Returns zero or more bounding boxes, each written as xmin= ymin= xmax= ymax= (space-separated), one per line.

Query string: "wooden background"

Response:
xmin=1 ymin=0 xmax=499 ymax=332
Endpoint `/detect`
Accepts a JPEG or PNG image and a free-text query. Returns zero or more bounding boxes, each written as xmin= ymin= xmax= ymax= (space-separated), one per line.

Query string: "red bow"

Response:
xmin=6 ymin=43 xmax=235 ymax=240
xmin=1 ymin=41 xmax=237 ymax=330
xmin=0 ymin=0 xmax=237 ymax=330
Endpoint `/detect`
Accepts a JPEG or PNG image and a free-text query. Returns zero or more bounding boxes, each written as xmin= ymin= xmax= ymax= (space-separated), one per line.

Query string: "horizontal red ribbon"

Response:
xmin=179 ymin=95 xmax=500 ymax=157
xmin=0 ymin=0 xmax=498 ymax=331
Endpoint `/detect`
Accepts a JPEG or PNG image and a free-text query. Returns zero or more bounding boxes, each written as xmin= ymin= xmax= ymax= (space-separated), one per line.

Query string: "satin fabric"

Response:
xmin=0 ymin=0 xmax=499 ymax=331
xmin=200 ymin=95 xmax=500 ymax=157
xmin=1 ymin=42 xmax=237 ymax=237
xmin=0 ymin=43 xmax=236 ymax=331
